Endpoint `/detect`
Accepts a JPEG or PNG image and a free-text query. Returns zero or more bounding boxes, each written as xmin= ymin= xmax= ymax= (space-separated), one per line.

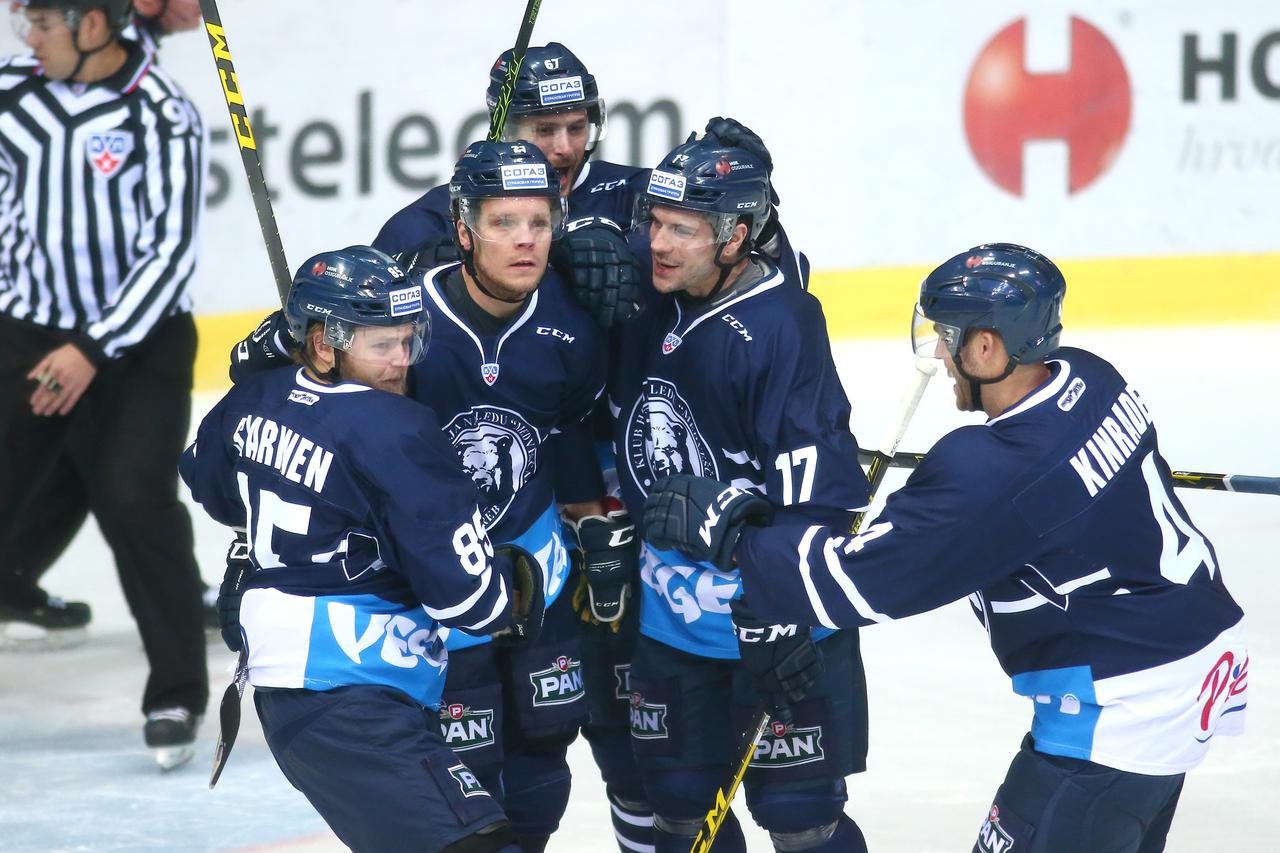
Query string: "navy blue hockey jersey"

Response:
xmin=737 ymin=347 xmax=1248 ymax=773
xmin=373 ymin=159 xmax=645 ymax=256
xmin=411 ymin=263 xmax=605 ymax=647
xmin=179 ymin=368 xmax=514 ymax=709
xmin=612 ymin=257 xmax=870 ymax=657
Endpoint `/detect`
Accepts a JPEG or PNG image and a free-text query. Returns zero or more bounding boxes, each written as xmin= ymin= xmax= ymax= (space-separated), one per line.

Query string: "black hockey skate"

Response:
xmin=0 ymin=590 xmax=91 ymax=651
xmin=144 ymin=707 xmax=201 ymax=771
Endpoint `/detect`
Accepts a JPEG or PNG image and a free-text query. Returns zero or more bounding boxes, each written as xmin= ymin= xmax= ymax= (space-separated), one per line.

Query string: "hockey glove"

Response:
xmin=229 ymin=310 xmax=296 ymax=384
xmin=642 ymin=474 xmax=773 ymax=572
xmin=704 ymin=116 xmax=780 ymax=206
xmin=571 ymin=503 xmax=638 ymax=623
xmin=393 ymin=234 xmax=460 ymax=275
xmin=731 ymin=596 xmax=824 ymax=725
xmin=218 ymin=528 xmax=250 ymax=653
xmin=549 ymin=217 xmax=643 ymax=327
xmin=489 ymin=543 xmax=546 ymax=649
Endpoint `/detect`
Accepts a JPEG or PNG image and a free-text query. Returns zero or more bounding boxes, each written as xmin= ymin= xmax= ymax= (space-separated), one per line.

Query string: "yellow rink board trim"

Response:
xmin=192 ymin=251 xmax=1280 ymax=392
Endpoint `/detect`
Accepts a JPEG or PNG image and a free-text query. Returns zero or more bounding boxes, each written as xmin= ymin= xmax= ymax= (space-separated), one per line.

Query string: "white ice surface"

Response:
xmin=1 ymin=327 xmax=1276 ymax=852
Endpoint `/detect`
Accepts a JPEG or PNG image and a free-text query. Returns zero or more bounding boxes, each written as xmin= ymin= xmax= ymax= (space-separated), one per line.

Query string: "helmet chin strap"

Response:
xmin=690 ymin=238 xmax=753 ymax=304
xmin=458 ymin=230 xmax=527 ymax=305
xmin=64 ymin=11 xmax=115 ymax=83
xmin=954 ymin=350 xmax=1017 ymax=412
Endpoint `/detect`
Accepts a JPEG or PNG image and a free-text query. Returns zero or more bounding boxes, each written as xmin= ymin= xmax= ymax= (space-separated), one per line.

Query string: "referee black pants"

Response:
xmin=0 ymin=313 xmax=209 ymax=717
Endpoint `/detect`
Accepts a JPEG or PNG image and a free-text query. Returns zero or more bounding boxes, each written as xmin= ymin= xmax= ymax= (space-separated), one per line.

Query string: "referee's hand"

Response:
xmin=27 ymin=343 xmax=97 ymax=416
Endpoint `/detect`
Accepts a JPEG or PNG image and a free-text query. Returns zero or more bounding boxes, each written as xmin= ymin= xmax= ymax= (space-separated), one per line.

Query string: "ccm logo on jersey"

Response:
xmin=501 ymin=163 xmax=548 ymax=190
xmin=648 ymin=170 xmax=687 ymax=201
xmin=536 ymin=326 xmax=575 ymax=343
xmin=288 ymin=389 xmax=320 ymax=406
xmin=389 ymin=285 xmax=423 ymax=316
xmin=538 ymin=75 xmax=584 ymax=105
xmin=721 ymin=314 xmax=753 ymax=342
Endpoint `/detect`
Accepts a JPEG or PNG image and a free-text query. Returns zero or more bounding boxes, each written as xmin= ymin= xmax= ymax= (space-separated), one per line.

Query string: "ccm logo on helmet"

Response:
xmin=389 ymin=286 xmax=423 ymax=316
xmin=538 ymin=76 xmax=584 ymax=106
xmin=648 ymin=170 xmax=686 ymax=202
xmin=500 ymin=164 xmax=549 ymax=190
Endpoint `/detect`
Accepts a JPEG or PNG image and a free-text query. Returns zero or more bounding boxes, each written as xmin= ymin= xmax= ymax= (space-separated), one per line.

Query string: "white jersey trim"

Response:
xmin=987 ymin=357 xmax=1071 ymax=426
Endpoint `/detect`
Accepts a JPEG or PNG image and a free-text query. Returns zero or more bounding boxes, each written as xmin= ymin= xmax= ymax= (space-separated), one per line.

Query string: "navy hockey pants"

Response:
xmin=974 ymin=734 xmax=1185 ymax=853
xmin=256 ymin=684 xmax=513 ymax=853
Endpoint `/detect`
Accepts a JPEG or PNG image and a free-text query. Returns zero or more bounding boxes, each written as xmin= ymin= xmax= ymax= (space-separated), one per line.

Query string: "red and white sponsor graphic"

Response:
xmin=1197 ymin=650 xmax=1248 ymax=737
xmin=964 ymin=16 xmax=1131 ymax=196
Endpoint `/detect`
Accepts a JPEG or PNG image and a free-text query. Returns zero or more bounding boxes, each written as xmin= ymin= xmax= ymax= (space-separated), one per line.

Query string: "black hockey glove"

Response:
xmin=571 ymin=504 xmax=638 ymax=623
xmin=229 ymin=310 xmax=296 ymax=384
xmin=489 ymin=543 xmax=546 ymax=649
xmin=218 ymin=528 xmax=250 ymax=652
xmin=393 ymin=234 xmax=460 ymax=275
xmin=731 ymin=596 xmax=824 ymax=725
xmin=642 ymin=475 xmax=773 ymax=572
xmin=549 ymin=216 xmax=643 ymax=327
xmin=704 ymin=116 xmax=780 ymax=206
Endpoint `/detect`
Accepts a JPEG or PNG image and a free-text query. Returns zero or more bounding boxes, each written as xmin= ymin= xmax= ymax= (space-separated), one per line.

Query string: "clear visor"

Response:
xmin=911 ymin=303 xmax=962 ymax=360
xmin=324 ymin=317 xmax=429 ymax=367
xmin=501 ymin=101 xmax=607 ymax=153
xmin=11 ymin=5 xmax=71 ymax=40
xmin=634 ymin=196 xmax=737 ymax=250
xmin=458 ymin=196 xmax=565 ymax=243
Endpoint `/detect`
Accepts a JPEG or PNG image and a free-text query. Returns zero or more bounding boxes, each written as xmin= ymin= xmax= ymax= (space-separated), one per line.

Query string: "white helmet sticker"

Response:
xmin=538 ymin=75 xmax=585 ymax=106
xmin=389 ymin=285 xmax=423 ymax=316
xmin=647 ymin=169 xmax=687 ymax=202
xmin=500 ymin=163 xmax=549 ymax=190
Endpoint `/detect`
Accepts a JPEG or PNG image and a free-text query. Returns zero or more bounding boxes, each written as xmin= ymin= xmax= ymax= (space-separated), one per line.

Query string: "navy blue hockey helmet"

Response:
xmin=285 ymin=245 xmax=428 ymax=364
xmin=449 ymin=139 xmax=567 ymax=240
xmin=635 ymin=134 xmax=772 ymax=248
xmin=912 ymin=243 xmax=1065 ymax=369
xmin=486 ymin=42 xmax=606 ymax=153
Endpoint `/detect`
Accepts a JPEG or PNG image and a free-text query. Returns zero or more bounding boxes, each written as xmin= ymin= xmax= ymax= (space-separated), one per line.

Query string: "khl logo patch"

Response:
xmin=86 ymin=131 xmax=133 ymax=178
xmin=529 ymin=655 xmax=584 ymax=707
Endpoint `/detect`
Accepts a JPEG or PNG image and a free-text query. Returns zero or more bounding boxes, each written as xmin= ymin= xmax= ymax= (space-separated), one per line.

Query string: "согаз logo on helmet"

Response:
xmin=964 ymin=16 xmax=1131 ymax=196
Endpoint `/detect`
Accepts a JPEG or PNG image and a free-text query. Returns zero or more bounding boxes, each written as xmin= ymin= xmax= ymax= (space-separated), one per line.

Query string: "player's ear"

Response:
xmin=309 ymin=326 xmax=335 ymax=370
xmin=79 ymin=8 xmax=111 ymax=50
xmin=726 ymin=220 xmax=750 ymax=262
xmin=456 ymin=219 xmax=473 ymax=253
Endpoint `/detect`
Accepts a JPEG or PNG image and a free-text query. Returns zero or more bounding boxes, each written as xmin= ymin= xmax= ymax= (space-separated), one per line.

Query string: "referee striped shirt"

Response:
xmin=0 ymin=40 xmax=204 ymax=361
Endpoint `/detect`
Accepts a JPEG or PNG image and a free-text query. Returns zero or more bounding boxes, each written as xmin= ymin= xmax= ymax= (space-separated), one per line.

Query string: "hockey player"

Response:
xmin=405 ymin=139 xmax=610 ymax=853
xmin=608 ymin=135 xmax=873 ymax=853
xmin=180 ymin=245 xmax=544 ymax=852
xmin=642 ymin=243 xmax=1250 ymax=853
xmin=220 ymin=141 xmax=612 ymax=851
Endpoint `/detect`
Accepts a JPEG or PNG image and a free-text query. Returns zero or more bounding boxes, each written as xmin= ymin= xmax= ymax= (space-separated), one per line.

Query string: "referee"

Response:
xmin=0 ymin=0 xmax=208 ymax=768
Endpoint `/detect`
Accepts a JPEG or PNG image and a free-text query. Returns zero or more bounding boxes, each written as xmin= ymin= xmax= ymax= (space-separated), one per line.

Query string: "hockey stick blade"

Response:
xmin=856 ymin=452 xmax=1280 ymax=496
xmin=690 ymin=359 xmax=937 ymax=853
xmin=487 ymin=0 xmax=542 ymax=142
xmin=209 ymin=648 xmax=248 ymax=789
xmin=198 ymin=0 xmax=292 ymax=306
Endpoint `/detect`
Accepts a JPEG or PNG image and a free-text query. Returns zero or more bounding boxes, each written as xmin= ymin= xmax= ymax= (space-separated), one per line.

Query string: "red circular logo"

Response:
xmin=715 ymin=158 xmax=732 ymax=177
xmin=964 ymin=16 xmax=1130 ymax=196
xmin=311 ymin=260 xmax=327 ymax=276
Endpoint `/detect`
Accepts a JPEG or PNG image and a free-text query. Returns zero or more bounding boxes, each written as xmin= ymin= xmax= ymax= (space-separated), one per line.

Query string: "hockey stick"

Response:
xmin=487 ymin=0 xmax=543 ymax=142
xmin=198 ymin=0 xmax=291 ymax=305
xmin=690 ymin=358 xmax=939 ymax=853
xmin=854 ymin=450 xmax=1280 ymax=496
